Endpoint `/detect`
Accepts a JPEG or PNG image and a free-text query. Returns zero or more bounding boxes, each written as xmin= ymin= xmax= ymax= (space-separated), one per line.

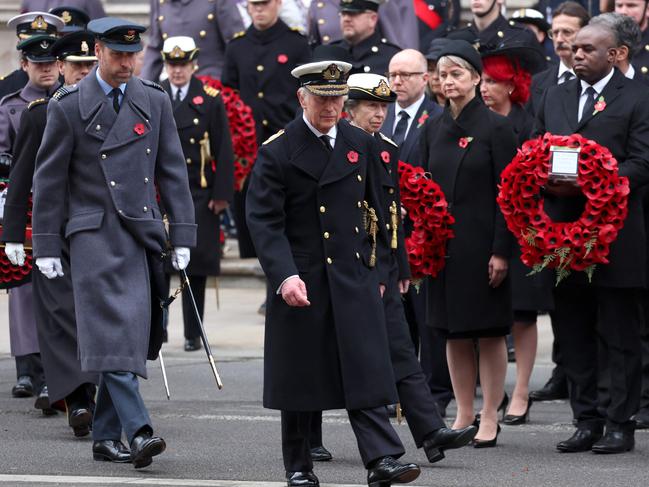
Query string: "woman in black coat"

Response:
xmin=420 ymin=41 xmax=515 ymax=447
xmin=479 ymin=44 xmax=553 ymax=425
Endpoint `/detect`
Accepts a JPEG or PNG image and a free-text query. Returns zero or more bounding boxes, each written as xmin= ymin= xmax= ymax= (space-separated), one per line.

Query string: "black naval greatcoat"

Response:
xmin=453 ymin=14 xmax=540 ymax=50
xmin=421 ymin=96 xmax=515 ymax=337
xmin=222 ymin=19 xmax=312 ymax=145
xmin=0 ymin=69 xmax=28 ymax=100
xmin=162 ymin=76 xmax=234 ymax=276
xmin=373 ymin=131 xmax=421 ymax=380
xmin=1 ymin=98 xmax=98 ymax=402
xmin=246 ymin=118 xmax=398 ymax=411
xmin=332 ymin=30 xmax=401 ymax=75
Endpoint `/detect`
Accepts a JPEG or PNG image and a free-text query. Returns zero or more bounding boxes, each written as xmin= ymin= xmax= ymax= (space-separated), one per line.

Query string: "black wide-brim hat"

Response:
xmin=87 ymin=17 xmax=146 ymax=53
xmin=437 ymin=39 xmax=483 ymax=74
xmin=480 ymin=36 xmax=547 ymax=75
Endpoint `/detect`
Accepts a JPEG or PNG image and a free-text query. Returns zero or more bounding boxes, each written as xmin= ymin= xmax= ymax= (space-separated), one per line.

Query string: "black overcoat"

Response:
xmin=162 ymin=77 xmax=234 ymax=276
xmin=246 ymin=118 xmax=398 ymax=411
xmin=421 ymin=97 xmax=514 ymax=337
xmin=534 ymin=69 xmax=649 ymax=289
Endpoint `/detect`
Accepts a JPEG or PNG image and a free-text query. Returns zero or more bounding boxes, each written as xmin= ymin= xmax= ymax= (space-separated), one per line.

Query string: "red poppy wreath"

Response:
xmin=0 ymin=180 xmax=33 ymax=289
xmin=497 ymin=133 xmax=629 ymax=284
xmin=398 ymin=161 xmax=455 ymax=281
xmin=198 ymin=75 xmax=258 ymax=191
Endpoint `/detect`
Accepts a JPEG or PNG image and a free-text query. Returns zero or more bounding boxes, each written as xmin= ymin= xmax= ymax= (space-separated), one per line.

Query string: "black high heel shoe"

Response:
xmin=472 ymin=424 xmax=501 ymax=449
xmin=475 ymin=392 xmax=509 ymax=424
xmin=503 ymin=398 xmax=533 ymax=425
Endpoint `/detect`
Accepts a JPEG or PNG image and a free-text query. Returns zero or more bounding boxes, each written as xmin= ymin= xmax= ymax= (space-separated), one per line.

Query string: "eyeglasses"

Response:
xmin=387 ymin=71 xmax=425 ymax=81
xmin=548 ymin=28 xmax=577 ymax=39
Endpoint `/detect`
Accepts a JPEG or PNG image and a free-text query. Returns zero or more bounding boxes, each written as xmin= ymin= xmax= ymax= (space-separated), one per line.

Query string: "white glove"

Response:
xmin=171 ymin=247 xmax=191 ymax=271
xmin=4 ymin=242 xmax=26 ymax=266
xmin=36 ymin=257 xmax=64 ymax=279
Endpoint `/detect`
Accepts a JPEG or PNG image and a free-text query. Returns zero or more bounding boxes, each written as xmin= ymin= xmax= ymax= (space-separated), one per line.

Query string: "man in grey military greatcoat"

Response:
xmin=32 ymin=17 xmax=196 ymax=469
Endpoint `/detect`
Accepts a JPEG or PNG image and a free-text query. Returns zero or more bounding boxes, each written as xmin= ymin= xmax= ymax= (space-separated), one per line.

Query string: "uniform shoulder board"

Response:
xmin=262 ymin=129 xmax=285 ymax=145
xmin=379 ymin=132 xmax=398 ymax=148
xmin=141 ymin=79 xmax=165 ymax=92
xmin=28 ymin=98 xmax=48 ymax=110
xmin=203 ymin=85 xmax=220 ymax=97
xmin=290 ymin=26 xmax=305 ymax=35
xmin=232 ymin=30 xmax=246 ymax=39
xmin=52 ymin=84 xmax=78 ymax=101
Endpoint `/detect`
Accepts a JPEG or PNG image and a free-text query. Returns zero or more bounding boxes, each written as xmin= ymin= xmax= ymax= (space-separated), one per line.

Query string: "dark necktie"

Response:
xmin=320 ymin=135 xmax=332 ymax=153
xmin=174 ymin=89 xmax=182 ymax=107
xmin=392 ymin=110 xmax=410 ymax=146
xmin=580 ymin=86 xmax=597 ymax=122
xmin=559 ymin=71 xmax=575 ymax=84
xmin=111 ymin=88 xmax=121 ymax=113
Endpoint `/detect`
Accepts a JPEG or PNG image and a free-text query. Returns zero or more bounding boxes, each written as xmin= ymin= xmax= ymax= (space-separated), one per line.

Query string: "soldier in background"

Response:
xmin=614 ymin=0 xmax=649 ymax=82
xmin=2 ymin=30 xmax=99 ymax=437
xmin=141 ymin=0 xmax=244 ymax=81
xmin=0 ymin=12 xmax=63 ymax=413
xmin=161 ymin=36 xmax=235 ymax=352
xmin=20 ymin=0 xmax=105 ymax=19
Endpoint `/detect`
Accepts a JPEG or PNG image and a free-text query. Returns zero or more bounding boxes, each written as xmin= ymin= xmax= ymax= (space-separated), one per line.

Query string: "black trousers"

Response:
xmin=419 ymin=324 xmax=453 ymax=409
xmin=553 ymin=285 xmax=643 ymax=428
xmin=15 ymin=353 xmax=44 ymax=391
xmin=283 ymin=408 xmax=404 ymax=472
xmin=181 ymin=275 xmax=207 ymax=339
xmin=639 ymin=294 xmax=649 ymax=412
xmin=548 ymin=313 xmax=568 ymax=387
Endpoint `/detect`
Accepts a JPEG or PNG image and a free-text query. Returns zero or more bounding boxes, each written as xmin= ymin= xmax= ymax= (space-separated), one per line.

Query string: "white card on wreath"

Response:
xmin=549 ymin=146 xmax=579 ymax=181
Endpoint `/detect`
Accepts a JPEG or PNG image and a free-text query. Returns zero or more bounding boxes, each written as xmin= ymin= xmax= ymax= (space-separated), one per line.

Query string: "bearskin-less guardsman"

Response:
xmin=2 ymin=29 xmax=99 ymax=438
xmin=245 ymin=44 xmax=421 ymax=487
xmin=31 ymin=17 xmax=196 ymax=469
xmin=160 ymin=36 xmax=235 ymax=352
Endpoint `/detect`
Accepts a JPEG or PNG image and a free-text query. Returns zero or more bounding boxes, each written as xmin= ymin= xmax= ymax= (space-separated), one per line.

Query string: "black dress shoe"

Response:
xmin=310 ymin=445 xmax=332 ymax=462
xmin=68 ymin=408 xmax=92 ymax=437
xmin=184 ymin=337 xmax=202 ymax=352
xmin=592 ymin=428 xmax=634 ymax=454
xmin=503 ymin=398 xmax=533 ymax=425
xmin=472 ymin=424 xmax=501 ymax=449
xmin=529 ymin=377 xmax=568 ymax=401
xmin=367 ymin=456 xmax=420 ymax=487
xmin=130 ymin=432 xmax=166 ymax=468
xmin=34 ymin=386 xmax=57 ymax=416
xmin=286 ymin=471 xmax=319 ymax=486
xmin=92 ymin=440 xmax=132 ymax=463
xmin=422 ymin=426 xmax=477 ymax=463
xmin=556 ymin=427 xmax=603 ymax=452
xmin=633 ymin=409 xmax=649 ymax=429
xmin=11 ymin=375 xmax=34 ymax=398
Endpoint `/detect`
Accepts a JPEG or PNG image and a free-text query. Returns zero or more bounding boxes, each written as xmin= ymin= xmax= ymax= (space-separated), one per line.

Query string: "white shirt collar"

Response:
xmin=624 ymin=64 xmax=635 ymax=80
xmin=396 ymin=93 xmax=426 ymax=122
xmin=557 ymin=61 xmax=575 ymax=81
xmin=302 ymin=113 xmax=337 ymax=144
xmin=579 ymin=68 xmax=615 ymax=96
xmin=171 ymin=81 xmax=191 ymax=101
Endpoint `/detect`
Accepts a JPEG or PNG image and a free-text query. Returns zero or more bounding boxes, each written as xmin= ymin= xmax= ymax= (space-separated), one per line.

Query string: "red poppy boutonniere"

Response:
xmin=277 ymin=54 xmax=288 ymax=64
xmin=381 ymin=151 xmax=390 ymax=163
xmin=593 ymin=96 xmax=606 ymax=115
xmin=458 ymin=136 xmax=473 ymax=149
xmin=416 ymin=110 xmax=429 ymax=128
xmin=347 ymin=150 xmax=359 ymax=164
xmin=192 ymin=95 xmax=204 ymax=105
xmin=133 ymin=123 xmax=146 ymax=135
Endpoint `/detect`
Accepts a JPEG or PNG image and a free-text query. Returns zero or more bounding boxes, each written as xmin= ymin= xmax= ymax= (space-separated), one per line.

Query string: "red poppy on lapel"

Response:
xmin=416 ymin=110 xmax=429 ymax=128
xmin=133 ymin=123 xmax=145 ymax=135
xmin=381 ymin=151 xmax=390 ymax=163
xmin=277 ymin=54 xmax=288 ymax=64
xmin=347 ymin=150 xmax=359 ymax=163
xmin=192 ymin=95 xmax=204 ymax=105
xmin=593 ymin=96 xmax=606 ymax=115
xmin=458 ymin=136 xmax=473 ymax=148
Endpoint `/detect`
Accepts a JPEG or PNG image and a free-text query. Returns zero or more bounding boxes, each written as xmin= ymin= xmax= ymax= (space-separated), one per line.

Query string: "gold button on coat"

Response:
xmin=186 ymin=158 xmax=192 ymax=164
xmin=143 ymin=206 xmax=148 ymax=212
xmin=318 ymin=18 xmax=325 ymax=25
xmin=320 ymin=206 xmax=326 ymax=213
xmin=101 ymin=154 xmax=106 ymax=159
xmin=158 ymin=15 xmax=164 ymax=21
xmin=257 ymin=65 xmax=264 ymax=71
xmin=355 ymin=252 xmax=360 ymax=259
xmin=193 ymin=118 xmax=199 ymax=125
xmin=95 ymin=124 xmax=101 ymax=131
xmin=357 ymin=201 xmax=362 ymax=208
xmin=357 ymin=174 xmax=362 ymax=181
xmin=257 ymin=92 xmax=264 ymax=98
xmin=146 ymin=148 xmax=151 ymax=154
xmin=207 ymin=13 xmax=214 ymax=20
xmin=324 ymin=232 xmax=330 ymax=239
xmin=326 ymin=257 xmax=333 ymax=264
xmin=144 ymin=177 xmax=149 ymax=183
xmin=199 ymin=30 xmax=207 ymax=38
xmin=110 ymin=181 xmax=116 ymax=187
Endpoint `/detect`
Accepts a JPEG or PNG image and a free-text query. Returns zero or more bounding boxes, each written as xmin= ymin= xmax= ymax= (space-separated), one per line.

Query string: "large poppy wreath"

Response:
xmin=198 ymin=76 xmax=258 ymax=191
xmin=497 ymin=133 xmax=629 ymax=284
xmin=398 ymin=161 xmax=455 ymax=281
xmin=0 ymin=180 xmax=33 ymax=289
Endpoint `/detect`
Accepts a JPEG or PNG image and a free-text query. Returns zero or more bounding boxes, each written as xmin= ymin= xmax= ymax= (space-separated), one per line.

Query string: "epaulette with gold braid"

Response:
xmin=379 ymin=132 xmax=398 ymax=148
xmin=203 ymin=85 xmax=220 ymax=97
xmin=232 ymin=30 xmax=246 ymax=39
xmin=290 ymin=26 xmax=305 ymax=35
xmin=28 ymin=98 xmax=48 ymax=110
xmin=262 ymin=129 xmax=285 ymax=145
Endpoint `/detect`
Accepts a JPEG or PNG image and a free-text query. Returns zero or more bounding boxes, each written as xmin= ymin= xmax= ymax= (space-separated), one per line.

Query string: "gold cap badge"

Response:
xmin=170 ymin=45 xmax=185 ymax=58
xmin=124 ymin=29 xmax=136 ymax=42
xmin=81 ymin=40 xmax=89 ymax=54
xmin=373 ymin=79 xmax=390 ymax=97
xmin=31 ymin=15 xmax=48 ymax=30
xmin=61 ymin=11 xmax=72 ymax=24
xmin=323 ymin=64 xmax=341 ymax=81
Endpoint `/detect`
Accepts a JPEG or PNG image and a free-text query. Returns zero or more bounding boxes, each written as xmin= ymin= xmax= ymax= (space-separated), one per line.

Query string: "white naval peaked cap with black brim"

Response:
xmin=162 ymin=36 xmax=200 ymax=63
xmin=291 ymin=44 xmax=352 ymax=96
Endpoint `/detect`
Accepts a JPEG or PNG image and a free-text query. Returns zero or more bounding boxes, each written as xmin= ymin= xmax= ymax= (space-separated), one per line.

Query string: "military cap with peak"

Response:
xmin=51 ymin=30 xmax=97 ymax=62
xmin=348 ymin=73 xmax=396 ymax=102
xmin=87 ymin=17 xmax=146 ymax=53
xmin=509 ymin=9 xmax=550 ymax=34
xmin=339 ymin=0 xmax=385 ymax=13
xmin=292 ymin=45 xmax=352 ymax=96
xmin=7 ymin=12 xmax=64 ymax=40
xmin=17 ymin=34 xmax=58 ymax=62
xmin=50 ymin=6 xmax=90 ymax=33
xmin=162 ymin=36 xmax=199 ymax=63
